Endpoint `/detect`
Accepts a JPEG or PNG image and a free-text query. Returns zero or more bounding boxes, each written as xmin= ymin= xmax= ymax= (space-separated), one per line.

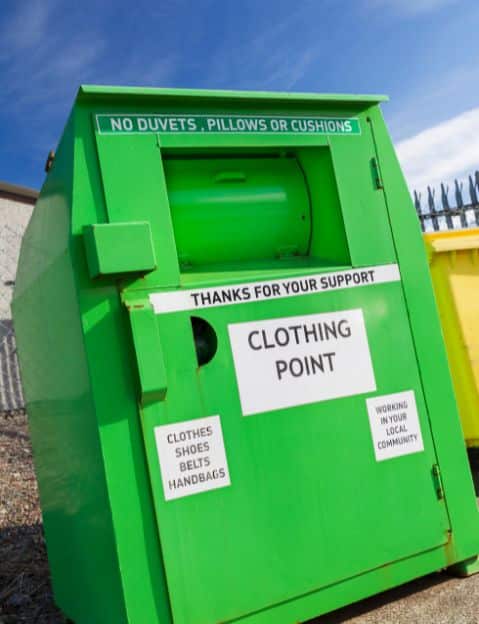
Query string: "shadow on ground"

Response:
xmin=1 ymin=413 xmax=67 ymax=623
xmin=0 ymin=523 xmax=66 ymax=624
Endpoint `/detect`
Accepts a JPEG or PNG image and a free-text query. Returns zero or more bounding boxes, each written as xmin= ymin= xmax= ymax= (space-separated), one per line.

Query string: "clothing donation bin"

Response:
xmin=13 ymin=86 xmax=479 ymax=624
xmin=425 ymin=228 xmax=479 ymax=448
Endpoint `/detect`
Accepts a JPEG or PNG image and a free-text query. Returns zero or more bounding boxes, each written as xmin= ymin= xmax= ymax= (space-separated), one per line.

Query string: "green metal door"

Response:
xmin=131 ymin=274 xmax=450 ymax=624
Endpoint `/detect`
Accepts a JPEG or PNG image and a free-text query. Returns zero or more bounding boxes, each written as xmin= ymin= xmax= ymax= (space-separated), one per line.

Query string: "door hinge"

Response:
xmin=432 ymin=464 xmax=444 ymax=500
xmin=370 ymin=157 xmax=384 ymax=190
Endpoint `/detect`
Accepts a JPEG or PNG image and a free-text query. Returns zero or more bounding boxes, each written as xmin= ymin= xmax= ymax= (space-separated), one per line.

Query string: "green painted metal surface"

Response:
xmin=83 ymin=221 xmax=156 ymax=277
xmin=12 ymin=86 xmax=479 ymax=624
xmin=164 ymin=156 xmax=311 ymax=267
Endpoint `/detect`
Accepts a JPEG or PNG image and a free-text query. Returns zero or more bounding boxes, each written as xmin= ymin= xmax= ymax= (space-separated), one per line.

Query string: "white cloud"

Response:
xmin=395 ymin=107 xmax=479 ymax=193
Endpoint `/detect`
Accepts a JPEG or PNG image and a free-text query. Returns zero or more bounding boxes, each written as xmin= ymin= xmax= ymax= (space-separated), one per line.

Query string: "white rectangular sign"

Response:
xmin=149 ymin=264 xmax=401 ymax=314
xmin=154 ymin=415 xmax=231 ymax=501
xmin=366 ymin=390 xmax=424 ymax=461
xmin=228 ymin=309 xmax=376 ymax=416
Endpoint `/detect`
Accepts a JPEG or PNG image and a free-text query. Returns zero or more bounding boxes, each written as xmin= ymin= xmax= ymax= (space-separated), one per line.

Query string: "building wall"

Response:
xmin=0 ymin=193 xmax=35 ymax=413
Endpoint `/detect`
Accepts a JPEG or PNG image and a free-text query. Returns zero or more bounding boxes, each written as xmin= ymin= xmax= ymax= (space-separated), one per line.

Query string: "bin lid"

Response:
xmin=425 ymin=228 xmax=479 ymax=255
xmin=77 ymin=84 xmax=388 ymax=107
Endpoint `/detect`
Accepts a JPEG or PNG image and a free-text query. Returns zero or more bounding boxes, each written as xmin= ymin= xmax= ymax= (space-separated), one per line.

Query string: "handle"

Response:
xmin=214 ymin=171 xmax=246 ymax=183
xmin=127 ymin=302 xmax=167 ymax=405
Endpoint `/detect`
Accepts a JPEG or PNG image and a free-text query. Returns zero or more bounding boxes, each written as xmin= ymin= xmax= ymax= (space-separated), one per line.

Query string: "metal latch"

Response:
xmin=432 ymin=464 xmax=445 ymax=500
xmin=370 ymin=157 xmax=384 ymax=190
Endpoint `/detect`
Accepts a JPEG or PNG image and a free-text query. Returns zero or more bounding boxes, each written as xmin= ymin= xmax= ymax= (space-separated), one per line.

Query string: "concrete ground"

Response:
xmin=313 ymin=568 xmax=479 ymax=624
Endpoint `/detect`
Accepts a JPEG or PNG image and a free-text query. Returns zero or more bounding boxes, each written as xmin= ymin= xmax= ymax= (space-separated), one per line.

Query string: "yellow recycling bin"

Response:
xmin=425 ymin=228 xmax=479 ymax=447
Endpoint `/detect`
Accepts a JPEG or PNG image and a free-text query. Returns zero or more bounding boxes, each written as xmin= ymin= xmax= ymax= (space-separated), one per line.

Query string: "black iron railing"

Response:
xmin=414 ymin=171 xmax=479 ymax=231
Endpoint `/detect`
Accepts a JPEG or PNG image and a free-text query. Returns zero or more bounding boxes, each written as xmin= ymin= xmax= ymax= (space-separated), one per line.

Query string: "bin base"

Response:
xmin=448 ymin=556 xmax=479 ymax=577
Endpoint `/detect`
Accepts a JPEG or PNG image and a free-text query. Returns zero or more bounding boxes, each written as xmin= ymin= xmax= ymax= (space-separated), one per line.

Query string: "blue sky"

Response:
xmin=0 ymin=0 xmax=478 ymax=196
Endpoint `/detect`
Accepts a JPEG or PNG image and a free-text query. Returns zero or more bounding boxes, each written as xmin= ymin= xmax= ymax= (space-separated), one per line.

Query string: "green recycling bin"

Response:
xmin=13 ymin=86 xmax=479 ymax=624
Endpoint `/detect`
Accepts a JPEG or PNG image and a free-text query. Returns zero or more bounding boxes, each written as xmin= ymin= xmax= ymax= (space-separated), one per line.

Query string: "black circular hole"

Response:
xmin=191 ymin=317 xmax=218 ymax=366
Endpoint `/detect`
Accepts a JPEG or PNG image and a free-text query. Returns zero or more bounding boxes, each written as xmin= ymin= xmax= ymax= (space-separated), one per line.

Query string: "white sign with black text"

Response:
xmin=228 ymin=308 xmax=376 ymax=416
xmin=366 ymin=390 xmax=424 ymax=461
xmin=149 ymin=264 xmax=401 ymax=314
xmin=154 ymin=415 xmax=231 ymax=501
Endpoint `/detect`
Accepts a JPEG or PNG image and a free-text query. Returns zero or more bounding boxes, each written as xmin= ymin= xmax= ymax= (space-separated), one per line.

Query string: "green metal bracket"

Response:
xmin=83 ymin=221 xmax=157 ymax=278
xmin=127 ymin=302 xmax=167 ymax=405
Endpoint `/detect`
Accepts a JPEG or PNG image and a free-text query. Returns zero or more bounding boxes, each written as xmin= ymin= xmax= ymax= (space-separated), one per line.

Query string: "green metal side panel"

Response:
xmin=12 ymin=115 xmax=128 ymax=624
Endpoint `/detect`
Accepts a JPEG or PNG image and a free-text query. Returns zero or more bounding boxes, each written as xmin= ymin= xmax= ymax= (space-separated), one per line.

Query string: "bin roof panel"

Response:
xmin=77 ymin=85 xmax=388 ymax=106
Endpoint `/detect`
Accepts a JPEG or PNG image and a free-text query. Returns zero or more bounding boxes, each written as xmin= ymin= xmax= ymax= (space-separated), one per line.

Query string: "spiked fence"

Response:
xmin=414 ymin=171 xmax=479 ymax=232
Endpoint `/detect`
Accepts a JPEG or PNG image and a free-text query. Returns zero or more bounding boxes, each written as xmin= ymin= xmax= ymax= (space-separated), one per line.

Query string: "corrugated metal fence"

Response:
xmin=1 ymin=202 xmax=32 ymax=415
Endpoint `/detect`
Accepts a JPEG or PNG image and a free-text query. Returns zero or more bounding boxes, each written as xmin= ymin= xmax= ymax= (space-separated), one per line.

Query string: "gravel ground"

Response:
xmin=1 ymin=412 xmax=479 ymax=624
xmin=316 ymin=571 xmax=479 ymax=624
xmin=0 ymin=413 xmax=66 ymax=624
